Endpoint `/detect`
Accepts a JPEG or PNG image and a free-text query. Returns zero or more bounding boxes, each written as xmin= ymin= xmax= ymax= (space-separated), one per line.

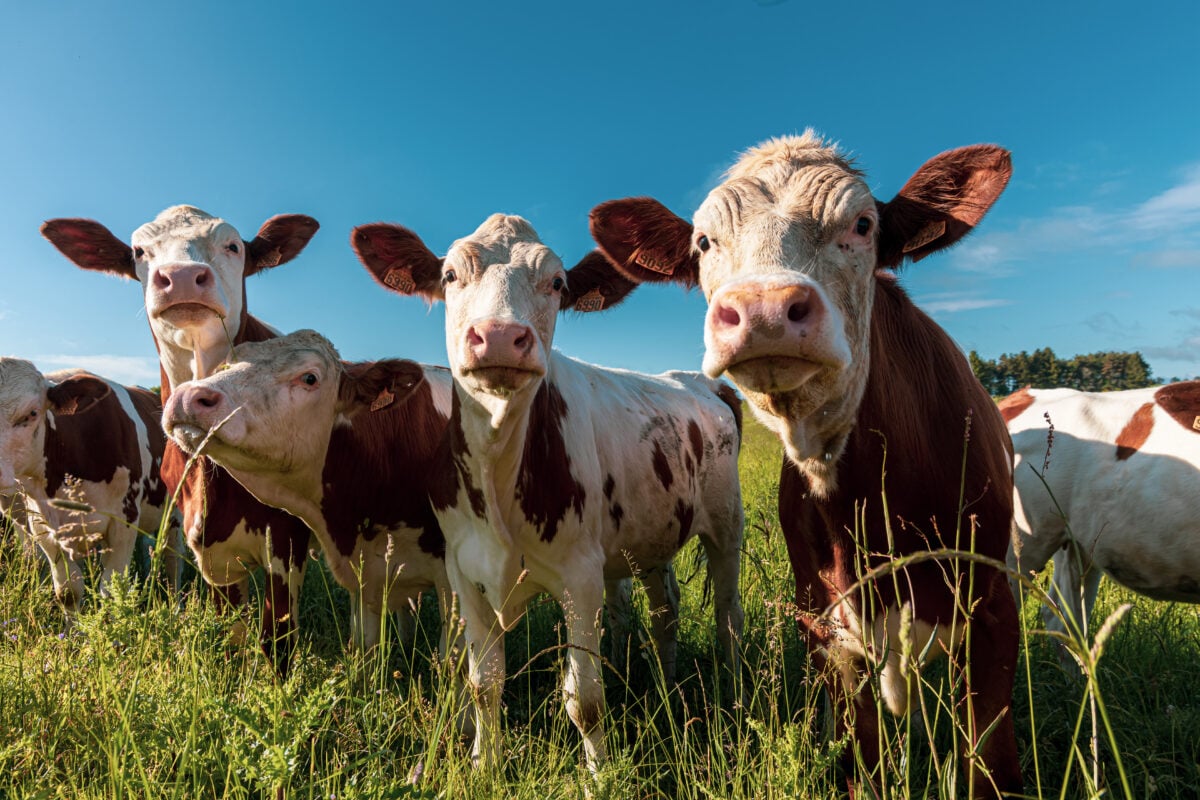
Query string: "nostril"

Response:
xmin=195 ymin=270 xmax=209 ymax=287
xmin=195 ymin=390 xmax=220 ymax=409
xmin=153 ymin=271 xmax=171 ymax=290
xmin=467 ymin=327 xmax=484 ymax=347
xmin=787 ymin=301 xmax=809 ymax=323
xmin=513 ymin=329 xmax=529 ymax=350
xmin=715 ymin=303 xmax=741 ymax=329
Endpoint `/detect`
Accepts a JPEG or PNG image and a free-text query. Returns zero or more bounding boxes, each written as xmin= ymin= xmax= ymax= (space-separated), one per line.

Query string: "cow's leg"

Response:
xmin=639 ymin=565 xmax=680 ymax=683
xmin=152 ymin=510 xmax=184 ymax=593
xmin=1007 ymin=500 xmax=1065 ymax=611
xmin=447 ymin=559 xmax=506 ymax=769
xmin=261 ymin=521 xmax=309 ymax=674
xmin=1045 ymin=543 xmax=1088 ymax=638
xmin=820 ymin=645 xmax=883 ymax=798
xmin=97 ymin=519 xmax=138 ymax=595
xmin=349 ymin=592 xmax=383 ymax=652
xmin=604 ymin=577 xmax=635 ymax=676
xmin=37 ymin=534 xmax=85 ymax=616
xmin=957 ymin=574 xmax=1023 ymax=798
xmin=560 ymin=581 xmax=607 ymax=774
xmin=699 ymin=525 xmax=745 ymax=692
xmin=395 ymin=598 xmax=418 ymax=654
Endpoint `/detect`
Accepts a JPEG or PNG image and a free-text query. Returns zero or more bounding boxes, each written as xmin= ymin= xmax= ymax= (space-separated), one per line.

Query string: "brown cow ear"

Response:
xmin=560 ymin=251 xmax=639 ymax=313
xmin=41 ymin=219 xmax=136 ymax=279
xmin=47 ymin=375 xmax=112 ymax=416
xmin=590 ymin=197 xmax=699 ymax=287
xmin=245 ymin=214 xmax=320 ymax=275
xmin=351 ymin=223 xmax=445 ymax=302
xmin=878 ymin=145 xmax=1012 ymax=268
xmin=337 ymin=359 xmax=426 ymax=419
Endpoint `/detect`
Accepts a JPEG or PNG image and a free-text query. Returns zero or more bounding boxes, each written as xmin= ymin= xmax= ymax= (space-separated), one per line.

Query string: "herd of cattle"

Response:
xmin=4 ymin=131 xmax=1200 ymax=798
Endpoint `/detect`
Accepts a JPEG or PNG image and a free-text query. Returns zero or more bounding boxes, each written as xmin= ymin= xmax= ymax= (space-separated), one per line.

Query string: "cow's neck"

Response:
xmin=153 ymin=315 xmax=244 ymax=396
xmin=455 ymin=378 xmax=537 ymax=503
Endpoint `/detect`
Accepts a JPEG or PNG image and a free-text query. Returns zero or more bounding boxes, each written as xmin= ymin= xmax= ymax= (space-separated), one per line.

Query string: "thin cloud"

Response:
xmin=949 ymin=162 xmax=1200 ymax=272
xmin=33 ymin=354 xmax=161 ymax=387
xmin=916 ymin=293 xmax=1011 ymax=314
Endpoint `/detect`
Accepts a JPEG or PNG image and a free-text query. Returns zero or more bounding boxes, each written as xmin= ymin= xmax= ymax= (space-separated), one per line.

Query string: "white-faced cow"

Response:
xmin=1003 ymin=383 xmax=1200 ymax=638
xmin=41 ymin=207 xmax=319 ymax=667
xmin=351 ymin=215 xmax=745 ymax=773
xmin=588 ymin=132 xmax=1022 ymax=797
xmin=0 ymin=357 xmax=179 ymax=612
xmin=162 ymin=331 xmax=455 ymax=651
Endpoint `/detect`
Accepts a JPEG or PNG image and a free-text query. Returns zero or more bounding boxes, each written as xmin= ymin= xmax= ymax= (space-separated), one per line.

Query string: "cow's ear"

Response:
xmin=351 ymin=223 xmax=445 ymax=302
xmin=47 ymin=375 xmax=112 ymax=416
xmin=245 ymin=214 xmax=320 ymax=275
xmin=877 ymin=145 xmax=1012 ymax=268
xmin=590 ymin=197 xmax=699 ymax=287
xmin=337 ymin=359 xmax=426 ymax=419
xmin=41 ymin=219 xmax=136 ymax=279
xmin=560 ymin=251 xmax=639 ymax=313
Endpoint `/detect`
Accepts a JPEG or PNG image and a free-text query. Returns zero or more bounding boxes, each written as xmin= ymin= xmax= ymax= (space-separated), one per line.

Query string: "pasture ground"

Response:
xmin=1 ymin=415 xmax=1198 ymax=798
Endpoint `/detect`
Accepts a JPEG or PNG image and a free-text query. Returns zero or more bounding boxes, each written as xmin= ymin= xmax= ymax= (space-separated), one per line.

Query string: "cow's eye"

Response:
xmin=552 ymin=276 xmax=564 ymax=291
xmin=697 ymin=235 xmax=711 ymax=253
xmin=443 ymin=269 xmax=457 ymax=285
xmin=18 ymin=409 xmax=38 ymax=426
xmin=226 ymin=242 xmax=240 ymax=255
xmin=855 ymin=217 xmax=872 ymax=236
xmin=301 ymin=373 xmax=319 ymax=387
xmin=133 ymin=246 xmax=145 ymax=259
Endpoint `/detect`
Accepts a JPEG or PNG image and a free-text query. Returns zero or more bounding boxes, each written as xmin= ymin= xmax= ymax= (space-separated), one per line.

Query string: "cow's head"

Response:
xmin=0 ymin=358 xmax=112 ymax=494
xmin=590 ymin=131 xmax=1010 ymax=463
xmin=353 ymin=214 xmax=635 ymax=404
xmin=41 ymin=207 xmax=319 ymax=379
xmin=163 ymin=330 xmax=425 ymax=499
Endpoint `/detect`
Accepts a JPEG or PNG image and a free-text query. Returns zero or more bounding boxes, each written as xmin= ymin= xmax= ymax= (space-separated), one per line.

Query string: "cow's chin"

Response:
xmin=722 ymin=356 xmax=821 ymax=394
xmin=462 ymin=366 xmax=542 ymax=395
xmin=167 ymin=422 xmax=211 ymax=456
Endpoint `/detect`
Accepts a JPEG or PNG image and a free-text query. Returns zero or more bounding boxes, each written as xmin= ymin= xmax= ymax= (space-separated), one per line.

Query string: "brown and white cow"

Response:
xmin=41 ymin=207 xmax=319 ymax=665
xmin=589 ymin=132 xmax=1023 ymax=797
xmin=0 ymin=357 xmax=179 ymax=612
xmin=162 ymin=331 xmax=456 ymax=651
xmin=1003 ymin=383 xmax=1200 ymax=638
xmin=351 ymin=215 xmax=745 ymax=772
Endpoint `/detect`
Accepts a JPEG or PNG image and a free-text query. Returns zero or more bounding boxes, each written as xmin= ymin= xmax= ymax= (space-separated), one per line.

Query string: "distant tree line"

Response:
xmin=969 ymin=348 xmax=1159 ymax=395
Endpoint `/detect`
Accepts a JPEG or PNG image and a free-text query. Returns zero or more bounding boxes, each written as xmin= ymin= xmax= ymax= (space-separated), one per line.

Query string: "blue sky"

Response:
xmin=2 ymin=1 xmax=1198 ymax=386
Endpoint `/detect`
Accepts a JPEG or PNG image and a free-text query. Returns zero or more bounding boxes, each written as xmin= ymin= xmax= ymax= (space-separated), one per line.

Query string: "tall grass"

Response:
xmin=1 ymin=415 xmax=1198 ymax=798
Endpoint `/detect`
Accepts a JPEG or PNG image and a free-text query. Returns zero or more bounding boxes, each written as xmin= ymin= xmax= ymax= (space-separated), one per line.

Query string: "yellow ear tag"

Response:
xmin=634 ymin=251 xmax=675 ymax=275
xmin=383 ymin=267 xmax=416 ymax=293
xmin=370 ymin=387 xmax=396 ymax=412
xmin=574 ymin=288 xmax=605 ymax=312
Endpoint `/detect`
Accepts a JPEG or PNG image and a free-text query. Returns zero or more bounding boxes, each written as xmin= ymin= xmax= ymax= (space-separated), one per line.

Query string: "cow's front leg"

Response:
xmin=97 ymin=519 xmax=138 ymax=595
xmin=263 ymin=563 xmax=305 ymax=674
xmin=448 ymin=559 xmax=506 ymax=769
xmin=603 ymin=577 xmax=634 ymax=674
xmin=560 ymin=581 xmax=607 ymax=773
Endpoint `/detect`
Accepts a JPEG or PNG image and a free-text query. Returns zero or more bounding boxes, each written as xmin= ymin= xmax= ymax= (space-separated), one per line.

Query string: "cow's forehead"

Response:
xmin=132 ymin=205 xmax=238 ymax=245
xmin=0 ymin=358 xmax=46 ymax=411
xmin=698 ymin=131 xmax=873 ymax=233
xmin=447 ymin=214 xmax=560 ymax=272
xmin=230 ymin=330 xmax=341 ymax=373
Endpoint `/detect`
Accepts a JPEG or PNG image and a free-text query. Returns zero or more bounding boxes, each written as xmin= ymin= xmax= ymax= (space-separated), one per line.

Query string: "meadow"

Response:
xmin=1 ymin=415 xmax=1198 ymax=799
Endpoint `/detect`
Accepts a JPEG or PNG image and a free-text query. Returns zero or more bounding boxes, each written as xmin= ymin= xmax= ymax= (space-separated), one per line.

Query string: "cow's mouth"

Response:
xmin=724 ymin=356 xmax=821 ymax=394
xmin=166 ymin=421 xmax=211 ymax=454
xmin=463 ymin=366 xmax=543 ymax=393
xmin=156 ymin=302 xmax=224 ymax=323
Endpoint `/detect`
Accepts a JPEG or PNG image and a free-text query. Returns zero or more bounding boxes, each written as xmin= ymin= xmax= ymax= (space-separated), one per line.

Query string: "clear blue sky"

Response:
xmin=3 ymin=1 xmax=1198 ymax=386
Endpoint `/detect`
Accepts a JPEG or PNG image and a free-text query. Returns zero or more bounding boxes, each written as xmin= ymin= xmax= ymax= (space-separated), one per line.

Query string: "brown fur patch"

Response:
xmin=674 ymin=498 xmax=695 ymax=547
xmin=1115 ymin=402 xmax=1156 ymax=460
xmin=651 ymin=441 xmax=674 ymax=490
xmin=1153 ymin=381 xmax=1200 ymax=434
xmin=517 ymin=382 xmax=587 ymax=543
xmin=430 ymin=389 xmax=486 ymax=519
xmin=997 ymin=386 xmax=1035 ymax=424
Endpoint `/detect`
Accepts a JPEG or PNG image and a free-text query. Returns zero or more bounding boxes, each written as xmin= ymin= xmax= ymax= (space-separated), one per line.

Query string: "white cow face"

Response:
xmin=437 ymin=215 xmax=567 ymax=396
xmin=130 ymin=206 xmax=252 ymax=361
xmin=590 ymin=130 xmax=1012 ymax=455
xmin=163 ymin=330 xmax=424 ymax=488
xmin=0 ymin=359 xmax=49 ymax=493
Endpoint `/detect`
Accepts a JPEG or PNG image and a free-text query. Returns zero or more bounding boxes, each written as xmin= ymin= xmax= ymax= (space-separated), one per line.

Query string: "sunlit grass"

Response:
xmin=1 ymin=413 xmax=1198 ymax=798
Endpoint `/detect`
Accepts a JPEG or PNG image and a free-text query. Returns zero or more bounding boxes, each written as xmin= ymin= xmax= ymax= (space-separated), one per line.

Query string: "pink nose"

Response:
xmin=465 ymin=320 xmax=535 ymax=366
xmin=169 ymin=383 xmax=228 ymax=423
xmin=152 ymin=263 xmax=214 ymax=294
xmin=709 ymin=284 xmax=826 ymax=350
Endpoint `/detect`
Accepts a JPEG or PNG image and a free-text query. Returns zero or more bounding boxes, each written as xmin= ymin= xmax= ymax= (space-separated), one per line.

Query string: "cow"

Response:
xmin=1003 ymin=383 xmax=1200 ymax=639
xmin=587 ymin=131 xmax=1023 ymax=797
xmin=349 ymin=215 xmax=745 ymax=773
xmin=0 ymin=357 xmax=180 ymax=613
xmin=161 ymin=331 xmax=456 ymax=652
xmin=41 ymin=206 xmax=319 ymax=666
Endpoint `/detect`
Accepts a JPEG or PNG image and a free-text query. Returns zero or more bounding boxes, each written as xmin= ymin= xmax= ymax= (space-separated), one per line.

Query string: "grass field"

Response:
xmin=1 ymin=415 xmax=1198 ymax=798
